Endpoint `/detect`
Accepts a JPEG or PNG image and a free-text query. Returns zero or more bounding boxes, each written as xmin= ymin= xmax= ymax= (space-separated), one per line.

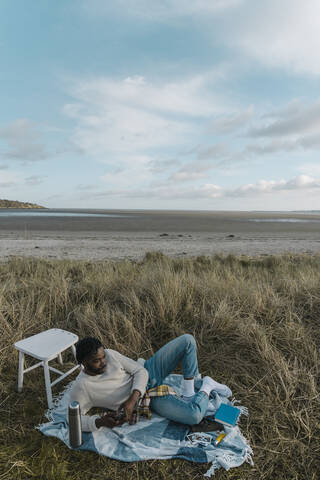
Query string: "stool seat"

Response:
xmin=14 ymin=328 xmax=80 ymax=408
xmin=15 ymin=328 xmax=78 ymax=361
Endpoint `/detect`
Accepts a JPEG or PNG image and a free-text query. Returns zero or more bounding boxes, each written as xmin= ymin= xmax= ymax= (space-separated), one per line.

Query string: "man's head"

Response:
xmin=76 ymin=337 xmax=106 ymax=375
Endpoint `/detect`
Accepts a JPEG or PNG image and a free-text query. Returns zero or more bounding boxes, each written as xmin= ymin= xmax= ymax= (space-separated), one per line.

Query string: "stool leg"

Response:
xmin=43 ymin=361 xmax=53 ymax=408
xmin=71 ymin=344 xmax=77 ymax=361
xmin=18 ymin=351 xmax=24 ymax=393
xmin=57 ymin=353 xmax=63 ymax=365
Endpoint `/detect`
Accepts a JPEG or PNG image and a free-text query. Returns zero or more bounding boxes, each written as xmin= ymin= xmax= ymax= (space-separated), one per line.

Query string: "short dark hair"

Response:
xmin=76 ymin=337 xmax=103 ymax=364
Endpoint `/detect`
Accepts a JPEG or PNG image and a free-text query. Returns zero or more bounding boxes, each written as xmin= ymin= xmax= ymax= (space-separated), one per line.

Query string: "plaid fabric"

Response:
xmin=132 ymin=384 xmax=178 ymax=423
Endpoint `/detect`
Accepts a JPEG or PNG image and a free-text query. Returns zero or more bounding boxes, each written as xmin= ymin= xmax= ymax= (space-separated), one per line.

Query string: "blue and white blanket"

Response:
xmin=37 ymin=374 xmax=253 ymax=477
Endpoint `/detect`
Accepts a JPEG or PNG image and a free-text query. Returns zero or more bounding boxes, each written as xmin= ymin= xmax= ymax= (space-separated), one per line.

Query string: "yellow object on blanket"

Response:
xmin=214 ymin=432 xmax=227 ymax=446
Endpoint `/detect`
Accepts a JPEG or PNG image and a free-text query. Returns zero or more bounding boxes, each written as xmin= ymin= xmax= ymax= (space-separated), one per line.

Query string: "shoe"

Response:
xmin=189 ymin=417 xmax=223 ymax=433
xmin=200 ymin=376 xmax=232 ymax=398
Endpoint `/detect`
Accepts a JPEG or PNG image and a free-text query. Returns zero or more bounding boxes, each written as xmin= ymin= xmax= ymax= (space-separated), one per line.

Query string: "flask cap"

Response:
xmin=69 ymin=401 xmax=80 ymax=415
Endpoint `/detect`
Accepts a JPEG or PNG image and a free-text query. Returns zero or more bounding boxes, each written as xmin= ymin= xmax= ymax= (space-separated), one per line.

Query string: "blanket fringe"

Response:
xmin=240 ymin=428 xmax=254 ymax=467
xmin=246 ymin=451 xmax=254 ymax=467
xmin=204 ymin=460 xmax=221 ymax=477
xmin=238 ymin=405 xmax=249 ymax=416
xmin=45 ymin=381 xmax=74 ymax=421
xmin=230 ymin=397 xmax=249 ymax=417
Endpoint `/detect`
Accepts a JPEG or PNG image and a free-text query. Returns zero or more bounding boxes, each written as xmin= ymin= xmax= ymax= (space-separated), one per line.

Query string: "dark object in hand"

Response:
xmin=114 ymin=408 xmax=126 ymax=420
xmin=95 ymin=413 xmax=125 ymax=429
xmin=102 ymin=409 xmax=126 ymax=421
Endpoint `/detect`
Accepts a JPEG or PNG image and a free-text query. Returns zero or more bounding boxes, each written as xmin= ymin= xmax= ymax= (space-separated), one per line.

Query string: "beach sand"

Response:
xmin=0 ymin=209 xmax=320 ymax=261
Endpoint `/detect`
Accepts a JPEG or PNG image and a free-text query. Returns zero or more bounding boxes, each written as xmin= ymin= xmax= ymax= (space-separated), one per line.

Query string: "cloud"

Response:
xmin=76 ymin=184 xmax=99 ymax=191
xmin=46 ymin=194 xmax=63 ymax=200
xmin=167 ymin=144 xmax=236 ymax=182
xmin=24 ymin=175 xmax=46 ymax=186
xmin=157 ymin=97 xmax=320 ymax=175
xmin=78 ymin=174 xmax=320 ymax=201
xmin=226 ymin=175 xmax=320 ymax=198
xmin=83 ymin=0 xmax=320 ymax=77
xmin=197 ymin=144 xmax=229 ymax=161
xmin=245 ymin=139 xmax=298 ymax=155
xmin=235 ymin=99 xmax=320 ymax=157
xmin=223 ymin=0 xmax=320 ymax=76
xmin=0 ymin=170 xmax=20 ymax=188
xmin=299 ymin=134 xmax=320 ymax=149
xmin=0 ymin=119 xmax=49 ymax=162
xmin=170 ymin=171 xmax=206 ymax=182
xmin=211 ymin=106 xmax=254 ymax=134
xmin=0 ymin=181 xmax=15 ymax=188
xmin=249 ymin=100 xmax=320 ymax=138
xmin=82 ymin=0 xmax=243 ymax=21
xmin=169 ymin=159 xmax=223 ymax=183
xmin=100 ymin=155 xmax=153 ymax=188
xmin=245 ymin=135 xmax=320 ymax=156
xmin=148 ymin=157 xmax=181 ymax=174
xmin=297 ymin=163 xmax=320 ymax=177
xmin=66 ymin=74 xmax=218 ymax=119
xmin=81 ymin=182 xmax=223 ymax=200
xmin=63 ymin=73 xmax=225 ymax=188
xmin=183 ymin=175 xmax=320 ymax=199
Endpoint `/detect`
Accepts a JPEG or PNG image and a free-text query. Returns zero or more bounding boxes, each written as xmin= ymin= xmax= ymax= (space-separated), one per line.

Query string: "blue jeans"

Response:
xmin=143 ymin=334 xmax=209 ymax=425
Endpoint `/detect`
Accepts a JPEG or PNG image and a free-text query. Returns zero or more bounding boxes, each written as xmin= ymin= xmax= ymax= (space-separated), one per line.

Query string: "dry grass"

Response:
xmin=0 ymin=252 xmax=319 ymax=480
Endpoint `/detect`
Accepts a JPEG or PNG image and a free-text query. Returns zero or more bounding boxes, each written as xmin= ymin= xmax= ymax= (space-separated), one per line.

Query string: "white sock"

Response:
xmin=182 ymin=378 xmax=195 ymax=397
xmin=200 ymin=376 xmax=232 ymax=398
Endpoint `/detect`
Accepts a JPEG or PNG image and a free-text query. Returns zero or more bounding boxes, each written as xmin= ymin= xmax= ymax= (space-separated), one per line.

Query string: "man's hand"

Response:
xmin=119 ymin=390 xmax=141 ymax=425
xmin=95 ymin=414 xmax=125 ymax=429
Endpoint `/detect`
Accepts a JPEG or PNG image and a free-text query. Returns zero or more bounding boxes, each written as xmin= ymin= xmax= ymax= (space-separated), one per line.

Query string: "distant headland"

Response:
xmin=0 ymin=199 xmax=45 ymax=209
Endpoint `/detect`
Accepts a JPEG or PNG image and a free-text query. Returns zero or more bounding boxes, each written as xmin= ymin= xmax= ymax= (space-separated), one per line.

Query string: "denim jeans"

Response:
xmin=143 ymin=334 xmax=209 ymax=425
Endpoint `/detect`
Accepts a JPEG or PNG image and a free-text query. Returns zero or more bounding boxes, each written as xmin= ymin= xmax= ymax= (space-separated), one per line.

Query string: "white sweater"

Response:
xmin=69 ymin=349 xmax=149 ymax=432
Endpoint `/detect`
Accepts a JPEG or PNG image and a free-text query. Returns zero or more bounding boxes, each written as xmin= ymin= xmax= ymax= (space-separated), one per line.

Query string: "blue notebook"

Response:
xmin=214 ymin=403 xmax=240 ymax=427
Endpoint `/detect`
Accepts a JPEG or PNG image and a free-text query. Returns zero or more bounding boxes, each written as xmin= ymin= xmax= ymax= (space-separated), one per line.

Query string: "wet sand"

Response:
xmin=1 ymin=209 xmax=320 ymax=261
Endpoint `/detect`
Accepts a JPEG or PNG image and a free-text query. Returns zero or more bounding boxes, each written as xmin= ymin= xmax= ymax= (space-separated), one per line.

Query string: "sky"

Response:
xmin=1 ymin=0 xmax=320 ymax=211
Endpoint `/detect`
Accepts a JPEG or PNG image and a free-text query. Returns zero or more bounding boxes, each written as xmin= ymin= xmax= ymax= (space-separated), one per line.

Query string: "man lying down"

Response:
xmin=69 ymin=334 xmax=232 ymax=431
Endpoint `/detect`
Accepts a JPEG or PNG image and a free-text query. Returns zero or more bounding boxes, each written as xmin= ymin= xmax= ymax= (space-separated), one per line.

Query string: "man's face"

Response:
xmin=83 ymin=346 xmax=106 ymax=375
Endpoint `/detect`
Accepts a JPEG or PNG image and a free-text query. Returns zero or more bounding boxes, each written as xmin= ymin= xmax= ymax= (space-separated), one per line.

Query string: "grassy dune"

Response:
xmin=0 ymin=253 xmax=319 ymax=479
xmin=0 ymin=199 xmax=44 ymax=208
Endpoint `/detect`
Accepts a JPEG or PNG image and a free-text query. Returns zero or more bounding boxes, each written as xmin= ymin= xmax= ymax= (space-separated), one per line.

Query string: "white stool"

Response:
xmin=14 ymin=328 xmax=80 ymax=408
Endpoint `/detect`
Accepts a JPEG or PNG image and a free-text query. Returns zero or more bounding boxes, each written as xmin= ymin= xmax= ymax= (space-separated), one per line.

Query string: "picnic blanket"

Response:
xmin=37 ymin=374 xmax=253 ymax=477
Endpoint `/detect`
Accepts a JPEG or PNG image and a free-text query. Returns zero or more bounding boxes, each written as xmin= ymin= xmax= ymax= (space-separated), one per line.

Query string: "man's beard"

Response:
xmin=86 ymin=364 xmax=106 ymax=375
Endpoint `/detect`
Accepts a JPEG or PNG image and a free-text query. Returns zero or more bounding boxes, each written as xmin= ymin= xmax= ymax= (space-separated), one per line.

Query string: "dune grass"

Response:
xmin=0 ymin=252 xmax=319 ymax=479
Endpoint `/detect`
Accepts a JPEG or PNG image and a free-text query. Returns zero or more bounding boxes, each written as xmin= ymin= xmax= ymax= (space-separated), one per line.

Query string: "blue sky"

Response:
xmin=1 ymin=0 xmax=320 ymax=210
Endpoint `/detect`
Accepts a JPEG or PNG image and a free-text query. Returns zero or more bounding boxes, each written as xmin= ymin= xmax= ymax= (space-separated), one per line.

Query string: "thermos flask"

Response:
xmin=69 ymin=401 xmax=82 ymax=448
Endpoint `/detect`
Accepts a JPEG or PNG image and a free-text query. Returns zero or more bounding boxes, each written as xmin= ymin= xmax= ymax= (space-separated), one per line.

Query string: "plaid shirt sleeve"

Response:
xmin=133 ymin=385 xmax=178 ymax=423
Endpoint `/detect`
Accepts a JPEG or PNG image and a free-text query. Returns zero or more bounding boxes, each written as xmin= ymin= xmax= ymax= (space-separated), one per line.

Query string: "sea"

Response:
xmin=1 ymin=209 xmax=320 ymax=234
xmin=0 ymin=209 xmax=320 ymax=219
